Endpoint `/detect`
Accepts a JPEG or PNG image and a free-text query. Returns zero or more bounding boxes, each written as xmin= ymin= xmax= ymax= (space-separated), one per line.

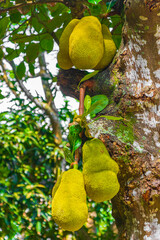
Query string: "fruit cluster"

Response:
xmin=57 ymin=16 xmax=116 ymax=70
xmin=52 ymin=138 xmax=120 ymax=231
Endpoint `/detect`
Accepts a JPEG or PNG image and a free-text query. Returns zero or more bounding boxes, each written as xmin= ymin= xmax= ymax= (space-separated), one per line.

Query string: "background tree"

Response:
xmin=0 ymin=0 xmax=160 ymax=240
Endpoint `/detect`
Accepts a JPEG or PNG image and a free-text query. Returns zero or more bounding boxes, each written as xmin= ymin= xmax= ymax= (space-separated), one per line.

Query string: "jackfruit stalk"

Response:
xmin=69 ymin=16 xmax=104 ymax=69
xmin=57 ymin=19 xmax=79 ymax=70
xmin=94 ymin=24 xmax=116 ymax=70
xmin=52 ymin=169 xmax=88 ymax=231
xmin=83 ymin=138 xmax=120 ymax=202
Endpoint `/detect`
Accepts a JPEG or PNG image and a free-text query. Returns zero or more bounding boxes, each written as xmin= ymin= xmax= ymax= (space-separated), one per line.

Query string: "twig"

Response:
xmin=0 ymin=61 xmax=19 ymax=99
xmin=79 ymin=86 xmax=86 ymax=115
xmin=73 ymin=85 xmax=86 ymax=167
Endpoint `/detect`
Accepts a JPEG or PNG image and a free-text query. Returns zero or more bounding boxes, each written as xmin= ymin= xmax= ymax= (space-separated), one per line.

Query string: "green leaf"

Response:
xmin=87 ymin=100 xmax=103 ymax=115
xmin=47 ymin=12 xmax=71 ymax=32
xmin=102 ymin=115 xmax=123 ymax=121
xmin=91 ymin=95 xmax=109 ymax=105
xmin=88 ymin=0 xmax=102 ymax=4
xmin=68 ymin=125 xmax=82 ymax=138
xmin=41 ymin=212 xmax=49 ymax=221
xmin=16 ymin=62 xmax=26 ymax=79
xmin=0 ymin=48 xmax=4 ymax=60
xmin=10 ymin=11 xmax=21 ymax=23
xmin=36 ymin=221 xmax=41 ymax=235
xmin=29 ymin=63 xmax=35 ymax=76
xmin=40 ymin=37 xmax=54 ymax=52
xmin=63 ymin=146 xmax=74 ymax=163
xmin=78 ymin=70 xmax=99 ymax=89
xmin=110 ymin=14 xmax=123 ymax=48
xmin=93 ymin=115 xmax=123 ymax=122
xmin=0 ymin=17 xmax=9 ymax=39
xmin=5 ymin=48 xmax=20 ymax=61
xmin=68 ymin=125 xmax=82 ymax=154
xmin=88 ymin=95 xmax=109 ymax=117
xmin=51 ymin=3 xmax=69 ymax=17
xmin=26 ymin=43 xmax=39 ymax=63
xmin=11 ymin=34 xmax=39 ymax=43
xmin=73 ymin=138 xmax=82 ymax=152
xmin=32 ymin=17 xmax=42 ymax=32
xmin=84 ymin=95 xmax=91 ymax=111
xmin=106 ymin=0 xmax=118 ymax=12
xmin=0 ymin=90 xmax=5 ymax=99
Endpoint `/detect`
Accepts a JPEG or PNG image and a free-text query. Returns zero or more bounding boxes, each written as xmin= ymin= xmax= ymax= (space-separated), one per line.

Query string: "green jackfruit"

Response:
xmin=83 ymin=138 xmax=120 ymax=202
xmin=69 ymin=16 xmax=104 ymax=69
xmin=94 ymin=24 xmax=116 ymax=70
xmin=57 ymin=19 xmax=80 ymax=70
xmin=52 ymin=169 xmax=88 ymax=231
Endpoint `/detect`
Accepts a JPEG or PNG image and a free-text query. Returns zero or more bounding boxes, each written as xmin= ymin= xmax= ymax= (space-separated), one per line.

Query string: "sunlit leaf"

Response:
xmin=88 ymin=0 xmax=102 ymax=4
xmin=106 ymin=0 xmax=118 ymax=12
xmin=68 ymin=125 xmax=82 ymax=154
xmin=84 ymin=95 xmax=91 ymax=111
xmin=36 ymin=221 xmax=41 ymax=235
xmin=93 ymin=115 xmax=123 ymax=121
xmin=90 ymin=95 xmax=109 ymax=117
xmin=63 ymin=146 xmax=74 ymax=163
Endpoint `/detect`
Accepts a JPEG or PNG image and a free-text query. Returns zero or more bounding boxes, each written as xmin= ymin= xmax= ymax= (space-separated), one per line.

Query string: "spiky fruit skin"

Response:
xmin=83 ymin=138 xmax=120 ymax=203
xmin=69 ymin=16 xmax=104 ymax=69
xmin=52 ymin=169 xmax=88 ymax=231
xmin=57 ymin=19 xmax=80 ymax=70
xmin=94 ymin=24 xmax=117 ymax=70
xmin=57 ymin=17 xmax=116 ymax=70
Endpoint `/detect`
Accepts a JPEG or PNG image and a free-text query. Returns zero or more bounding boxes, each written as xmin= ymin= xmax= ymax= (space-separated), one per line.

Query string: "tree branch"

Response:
xmin=38 ymin=53 xmax=62 ymax=144
xmin=35 ymin=14 xmax=59 ymax=45
xmin=57 ymin=68 xmax=114 ymax=100
xmin=0 ymin=61 xmax=19 ymax=99
xmin=9 ymin=60 xmax=62 ymax=144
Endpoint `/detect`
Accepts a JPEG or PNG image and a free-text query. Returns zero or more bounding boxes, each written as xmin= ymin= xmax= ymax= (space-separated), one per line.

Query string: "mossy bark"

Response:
xmin=58 ymin=0 xmax=160 ymax=239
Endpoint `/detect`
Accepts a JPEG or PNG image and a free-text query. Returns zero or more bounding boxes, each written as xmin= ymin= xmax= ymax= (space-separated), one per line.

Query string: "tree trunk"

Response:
xmin=58 ymin=0 xmax=160 ymax=239
xmin=91 ymin=1 xmax=160 ymax=239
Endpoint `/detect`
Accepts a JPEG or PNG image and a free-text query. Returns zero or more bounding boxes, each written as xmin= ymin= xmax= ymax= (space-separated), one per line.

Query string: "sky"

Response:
xmin=0 ymin=47 xmax=79 ymax=113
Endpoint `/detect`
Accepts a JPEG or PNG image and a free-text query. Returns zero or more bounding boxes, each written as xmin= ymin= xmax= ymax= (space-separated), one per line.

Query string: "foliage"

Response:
xmin=0 ymin=108 xmax=62 ymax=239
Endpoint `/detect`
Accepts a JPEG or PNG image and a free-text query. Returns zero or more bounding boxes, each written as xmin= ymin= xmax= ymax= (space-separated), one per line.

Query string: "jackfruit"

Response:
xmin=52 ymin=169 xmax=88 ymax=231
xmin=57 ymin=19 xmax=80 ymax=70
xmin=94 ymin=24 xmax=116 ymax=70
xmin=82 ymin=138 xmax=120 ymax=202
xmin=69 ymin=16 xmax=104 ymax=69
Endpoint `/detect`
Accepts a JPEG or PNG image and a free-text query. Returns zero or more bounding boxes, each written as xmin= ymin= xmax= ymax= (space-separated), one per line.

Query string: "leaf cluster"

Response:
xmin=0 ymin=109 xmax=63 ymax=239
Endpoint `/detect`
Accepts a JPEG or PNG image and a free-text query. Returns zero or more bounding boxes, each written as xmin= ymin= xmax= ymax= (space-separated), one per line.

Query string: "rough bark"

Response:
xmin=58 ymin=0 xmax=160 ymax=239
xmin=109 ymin=1 xmax=160 ymax=239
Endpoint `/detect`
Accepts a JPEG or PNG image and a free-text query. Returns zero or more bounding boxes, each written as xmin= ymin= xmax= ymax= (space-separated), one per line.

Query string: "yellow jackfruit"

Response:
xmin=94 ymin=24 xmax=117 ymax=70
xmin=57 ymin=19 xmax=80 ymax=70
xmin=69 ymin=16 xmax=104 ymax=69
xmin=82 ymin=138 xmax=120 ymax=202
xmin=52 ymin=169 xmax=88 ymax=231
